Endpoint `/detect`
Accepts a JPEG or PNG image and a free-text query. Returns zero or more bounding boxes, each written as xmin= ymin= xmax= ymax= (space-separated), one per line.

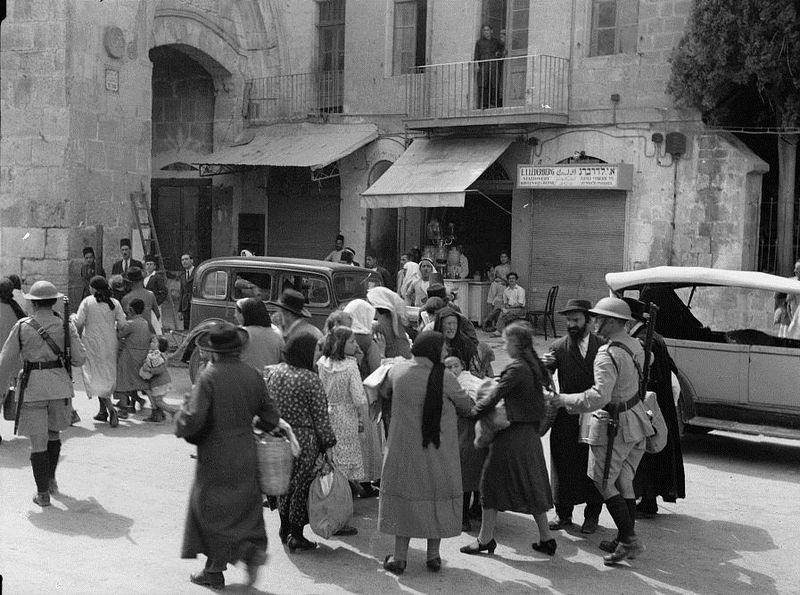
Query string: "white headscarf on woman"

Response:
xmin=367 ymin=286 xmax=407 ymax=338
xmin=343 ymin=299 xmax=376 ymax=335
xmin=399 ymin=261 xmax=420 ymax=300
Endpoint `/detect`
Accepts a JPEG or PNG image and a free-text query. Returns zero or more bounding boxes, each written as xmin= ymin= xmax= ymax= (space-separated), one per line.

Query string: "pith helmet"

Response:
xmin=588 ymin=297 xmax=632 ymax=321
xmin=24 ymin=280 xmax=64 ymax=301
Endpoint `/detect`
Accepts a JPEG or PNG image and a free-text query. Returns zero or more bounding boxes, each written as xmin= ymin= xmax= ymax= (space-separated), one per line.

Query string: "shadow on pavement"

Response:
xmin=27 ymin=492 xmax=135 ymax=540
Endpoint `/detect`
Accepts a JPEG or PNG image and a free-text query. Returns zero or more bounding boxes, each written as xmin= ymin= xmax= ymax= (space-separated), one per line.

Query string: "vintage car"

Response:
xmin=606 ymin=266 xmax=800 ymax=440
xmin=179 ymin=256 xmax=383 ymax=380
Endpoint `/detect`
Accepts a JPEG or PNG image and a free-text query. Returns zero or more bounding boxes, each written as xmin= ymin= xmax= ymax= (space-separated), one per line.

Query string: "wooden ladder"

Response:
xmin=129 ymin=189 xmax=179 ymax=330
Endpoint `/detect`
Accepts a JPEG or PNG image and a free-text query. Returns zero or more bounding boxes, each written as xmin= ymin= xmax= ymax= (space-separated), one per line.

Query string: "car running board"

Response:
xmin=689 ymin=416 xmax=800 ymax=441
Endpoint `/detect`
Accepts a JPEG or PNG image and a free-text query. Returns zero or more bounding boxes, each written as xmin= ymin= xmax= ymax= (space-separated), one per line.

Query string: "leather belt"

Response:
xmin=24 ymin=360 xmax=63 ymax=370
xmin=604 ymin=393 xmax=640 ymax=414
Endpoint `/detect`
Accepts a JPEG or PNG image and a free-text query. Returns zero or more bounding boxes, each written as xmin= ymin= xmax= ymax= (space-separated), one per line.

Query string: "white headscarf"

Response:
xmin=367 ymin=286 xmax=407 ymax=337
xmin=344 ymin=299 xmax=376 ymax=335
xmin=399 ymin=261 xmax=420 ymax=299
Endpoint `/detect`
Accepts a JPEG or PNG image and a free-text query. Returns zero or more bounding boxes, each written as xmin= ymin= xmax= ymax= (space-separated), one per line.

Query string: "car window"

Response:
xmin=277 ymin=273 xmax=330 ymax=307
xmin=201 ymin=270 xmax=228 ymax=300
xmin=233 ymin=270 xmax=272 ymax=302
xmin=333 ymin=270 xmax=383 ymax=302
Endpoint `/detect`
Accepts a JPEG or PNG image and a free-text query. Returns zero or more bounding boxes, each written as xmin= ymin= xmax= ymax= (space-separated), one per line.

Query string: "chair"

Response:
xmin=528 ymin=285 xmax=559 ymax=339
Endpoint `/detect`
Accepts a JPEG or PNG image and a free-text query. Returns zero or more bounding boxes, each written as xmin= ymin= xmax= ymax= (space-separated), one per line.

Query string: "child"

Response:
xmin=482 ymin=274 xmax=506 ymax=331
xmin=139 ymin=336 xmax=178 ymax=422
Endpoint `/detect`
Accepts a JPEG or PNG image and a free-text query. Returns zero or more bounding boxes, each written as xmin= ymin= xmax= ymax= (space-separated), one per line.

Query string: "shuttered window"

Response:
xmin=590 ymin=0 xmax=639 ymax=56
xmin=393 ymin=0 xmax=427 ymax=75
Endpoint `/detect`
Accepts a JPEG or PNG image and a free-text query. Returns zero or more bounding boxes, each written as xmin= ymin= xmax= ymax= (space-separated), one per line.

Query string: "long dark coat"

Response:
xmin=176 ymin=355 xmax=281 ymax=563
xmin=631 ymin=325 xmax=686 ymax=502
xmin=547 ymin=332 xmax=603 ymax=507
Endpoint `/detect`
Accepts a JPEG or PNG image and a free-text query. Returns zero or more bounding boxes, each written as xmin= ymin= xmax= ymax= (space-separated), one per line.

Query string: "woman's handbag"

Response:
xmin=254 ymin=432 xmax=295 ymax=496
xmin=643 ymin=390 xmax=668 ymax=453
xmin=474 ymin=399 xmax=510 ymax=449
xmin=2 ymin=376 xmax=17 ymax=421
xmin=307 ymin=453 xmax=353 ymax=539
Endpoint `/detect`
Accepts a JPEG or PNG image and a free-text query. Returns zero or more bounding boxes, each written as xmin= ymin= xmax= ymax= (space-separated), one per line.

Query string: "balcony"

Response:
xmin=244 ymin=70 xmax=343 ymax=123
xmin=406 ymin=54 xmax=569 ymax=130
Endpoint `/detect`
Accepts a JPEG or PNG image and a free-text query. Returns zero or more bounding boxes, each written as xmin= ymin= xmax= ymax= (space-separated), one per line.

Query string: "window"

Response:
xmin=589 ymin=0 xmax=638 ymax=56
xmin=317 ymin=0 xmax=345 ymax=112
xmin=392 ymin=0 xmax=427 ymax=74
xmin=277 ymin=273 xmax=331 ymax=307
xmin=233 ymin=270 xmax=273 ymax=302
xmin=201 ymin=270 xmax=228 ymax=300
xmin=333 ymin=271 xmax=383 ymax=301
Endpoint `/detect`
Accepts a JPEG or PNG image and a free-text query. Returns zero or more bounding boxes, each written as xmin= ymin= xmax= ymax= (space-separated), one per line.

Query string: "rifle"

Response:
xmin=63 ymin=295 xmax=72 ymax=379
xmin=640 ymin=303 xmax=659 ymax=390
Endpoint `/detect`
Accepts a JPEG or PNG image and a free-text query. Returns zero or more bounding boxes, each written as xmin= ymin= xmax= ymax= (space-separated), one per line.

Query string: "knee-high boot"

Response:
xmin=626 ymin=498 xmax=637 ymax=533
xmin=30 ymin=451 xmax=50 ymax=505
xmin=47 ymin=440 xmax=61 ymax=492
xmin=604 ymin=495 xmax=634 ymax=543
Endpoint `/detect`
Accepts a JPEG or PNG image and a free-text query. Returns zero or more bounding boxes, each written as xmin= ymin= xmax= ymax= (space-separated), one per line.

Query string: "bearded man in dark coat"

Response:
xmin=623 ymin=298 xmax=686 ymax=517
xmin=541 ymin=299 xmax=605 ymax=534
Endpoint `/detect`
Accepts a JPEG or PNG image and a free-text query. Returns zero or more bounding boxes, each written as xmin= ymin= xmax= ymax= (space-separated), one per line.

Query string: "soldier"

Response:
xmin=541 ymin=299 xmax=605 ymax=534
xmin=556 ymin=297 xmax=654 ymax=564
xmin=0 ymin=281 xmax=86 ymax=507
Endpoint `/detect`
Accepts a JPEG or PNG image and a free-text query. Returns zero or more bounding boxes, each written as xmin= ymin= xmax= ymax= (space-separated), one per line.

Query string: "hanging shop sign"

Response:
xmin=517 ymin=163 xmax=633 ymax=190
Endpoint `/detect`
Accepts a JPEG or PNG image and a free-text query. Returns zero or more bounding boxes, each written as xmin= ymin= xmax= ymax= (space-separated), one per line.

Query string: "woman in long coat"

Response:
xmin=176 ymin=323 xmax=281 ymax=590
xmin=266 ymin=332 xmax=337 ymax=552
xmin=379 ymin=331 xmax=472 ymax=574
xmin=461 ymin=321 xmax=556 ymax=557
xmin=73 ymin=276 xmax=126 ymax=427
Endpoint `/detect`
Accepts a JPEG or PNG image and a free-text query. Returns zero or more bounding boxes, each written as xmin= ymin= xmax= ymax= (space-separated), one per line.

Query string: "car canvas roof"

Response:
xmin=606 ymin=266 xmax=800 ymax=294
xmin=197 ymin=256 xmax=371 ymax=273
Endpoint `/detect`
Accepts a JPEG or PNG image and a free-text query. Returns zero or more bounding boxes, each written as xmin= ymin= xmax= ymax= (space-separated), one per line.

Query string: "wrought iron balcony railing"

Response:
xmin=244 ymin=70 xmax=344 ymax=122
xmin=406 ymin=54 xmax=569 ymax=125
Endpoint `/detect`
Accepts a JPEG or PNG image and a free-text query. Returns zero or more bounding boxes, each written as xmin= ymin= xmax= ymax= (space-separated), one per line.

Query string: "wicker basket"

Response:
xmin=254 ymin=433 xmax=294 ymax=496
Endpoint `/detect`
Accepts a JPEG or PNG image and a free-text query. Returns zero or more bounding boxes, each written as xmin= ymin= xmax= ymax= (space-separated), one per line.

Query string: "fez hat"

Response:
xmin=124 ymin=266 xmax=144 ymax=283
xmin=120 ymin=238 xmax=131 ymax=248
xmin=336 ymin=234 xmax=345 ymax=242
xmin=276 ymin=288 xmax=311 ymax=318
xmin=24 ymin=280 xmax=63 ymax=301
xmin=589 ymin=297 xmax=632 ymax=321
xmin=82 ymin=246 xmax=95 ymax=256
xmin=621 ymin=297 xmax=648 ymax=322
xmin=196 ymin=322 xmax=249 ymax=353
xmin=558 ymin=298 xmax=592 ymax=315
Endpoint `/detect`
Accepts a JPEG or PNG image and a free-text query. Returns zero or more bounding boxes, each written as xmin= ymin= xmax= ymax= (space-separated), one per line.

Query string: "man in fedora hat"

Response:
xmin=80 ymin=247 xmax=106 ymax=299
xmin=274 ymin=289 xmax=322 ymax=343
xmin=0 ymin=280 xmax=86 ymax=507
xmin=175 ymin=321 xmax=282 ymax=589
xmin=555 ymin=297 xmax=654 ymax=565
xmin=111 ymin=238 xmax=143 ymax=276
xmin=622 ymin=297 xmax=685 ymax=519
xmin=541 ymin=298 xmax=605 ymax=535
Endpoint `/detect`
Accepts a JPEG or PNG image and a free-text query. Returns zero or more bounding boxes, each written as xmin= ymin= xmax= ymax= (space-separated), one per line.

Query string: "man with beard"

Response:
xmin=541 ymin=299 xmax=605 ymax=534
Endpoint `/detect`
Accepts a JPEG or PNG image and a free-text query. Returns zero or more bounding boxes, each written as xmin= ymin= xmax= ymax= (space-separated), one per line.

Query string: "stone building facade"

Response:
xmin=0 ymin=0 xmax=769 ymax=329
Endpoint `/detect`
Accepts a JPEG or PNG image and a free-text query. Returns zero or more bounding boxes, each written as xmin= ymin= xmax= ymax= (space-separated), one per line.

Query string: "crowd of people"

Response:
xmin=0 ymin=239 xmax=692 ymax=589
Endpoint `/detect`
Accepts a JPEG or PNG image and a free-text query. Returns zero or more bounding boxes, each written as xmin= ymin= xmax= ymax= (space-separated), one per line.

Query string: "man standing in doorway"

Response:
xmin=80 ymin=247 xmax=106 ymax=299
xmin=365 ymin=252 xmax=394 ymax=290
xmin=541 ymin=299 xmax=605 ymax=535
xmin=179 ymin=253 xmax=195 ymax=331
xmin=324 ymin=234 xmax=345 ymax=263
xmin=111 ymin=239 xmax=143 ymax=276
xmin=143 ymin=254 xmax=168 ymax=307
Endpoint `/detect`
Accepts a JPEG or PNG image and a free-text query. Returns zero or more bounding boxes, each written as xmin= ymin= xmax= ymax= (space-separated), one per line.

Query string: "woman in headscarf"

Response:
xmin=72 ymin=276 xmax=127 ymax=427
xmin=175 ymin=322 xmax=282 ymax=589
xmin=265 ymin=332 xmax=337 ymax=553
xmin=408 ymin=258 xmax=436 ymax=307
xmin=461 ymin=321 xmax=556 ymax=558
xmin=378 ymin=331 xmax=472 ymax=574
xmin=434 ymin=307 xmax=480 ymax=375
xmin=343 ymin=299 xmax=385 ymax=496
xmin=399 ymin=261 xmax=420 ymax=303
xmin=235 ymin=297 xmax=284 ymax=372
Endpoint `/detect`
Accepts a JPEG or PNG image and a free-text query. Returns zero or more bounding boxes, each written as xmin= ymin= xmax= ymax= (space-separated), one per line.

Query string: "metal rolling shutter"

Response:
xmin=529 ymin=190 xmax=626 ymax=333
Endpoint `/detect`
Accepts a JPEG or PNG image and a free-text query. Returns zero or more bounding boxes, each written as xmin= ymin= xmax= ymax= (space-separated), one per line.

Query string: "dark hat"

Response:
xmin=336 ymin=234 xmax=345 ymax=241
xmin=120 ymin=238 xmax=131 ymax=248
xmin=621 ymin=297 xmax=648 ymax=322
xmin=196 ymin=322 xmax=249 ymax=353
xmin=558 ymin=298 xmax=592 ymax=315
xmin=82 ymin=246 xmax=95 ymax=256
xmin=144 ymin=254 xmax=158 ymax=264
xmin=124 ymin=266 xmax=144 ymax=282
xmin=275 ymin=288 xmax=311 ymax=318
xmin=426 ymin=283 xmax=447 ymax=299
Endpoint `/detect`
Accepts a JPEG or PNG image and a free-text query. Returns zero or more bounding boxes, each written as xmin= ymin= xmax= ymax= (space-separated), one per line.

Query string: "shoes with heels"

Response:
xmin=459 ymin=538 xmax=497 ymax=555
xmin=531 ymin=538 xmax=557 ymax=556
xmin=426 ymin=557 xmax=442 ymax=572
xmin=383 ymin=555 xmax=407 ymax=575
xmin=287 ymin=535 xmax=317 ymax=552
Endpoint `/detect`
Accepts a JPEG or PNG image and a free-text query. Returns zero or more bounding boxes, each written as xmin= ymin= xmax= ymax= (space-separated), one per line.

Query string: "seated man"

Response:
xmin=493 ymin=271 xmax=527 ymax=336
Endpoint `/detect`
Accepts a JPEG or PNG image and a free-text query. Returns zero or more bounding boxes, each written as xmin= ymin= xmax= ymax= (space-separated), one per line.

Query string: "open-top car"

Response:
xmin=606 ymin=266 xmax=800 ymax=440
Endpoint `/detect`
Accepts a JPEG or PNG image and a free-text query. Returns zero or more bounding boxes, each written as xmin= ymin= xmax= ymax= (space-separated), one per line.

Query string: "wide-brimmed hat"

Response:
xmin=24 ymin=280 xmax=63 ymax=301
xmin=275 ymin=288 xmax=310 ymax=318
xmin=558 ymin=298 xmax=592 ymax=315
xmin=196 ymin=322 xmax=249 ymax=353
xmin=588 ymin=297 xmax=632 ymax=321
xmin=124 ymin=266 xmax=144 ymax=282
xmin=621 ymin=297 xmax=648 ymax=322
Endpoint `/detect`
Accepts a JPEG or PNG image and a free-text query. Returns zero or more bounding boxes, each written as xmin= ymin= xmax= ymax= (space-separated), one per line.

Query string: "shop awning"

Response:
xmin=360 ymin=137 xmax=513 ymax=208
xmin=193 ymin=122 xmax=378 ymax=176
